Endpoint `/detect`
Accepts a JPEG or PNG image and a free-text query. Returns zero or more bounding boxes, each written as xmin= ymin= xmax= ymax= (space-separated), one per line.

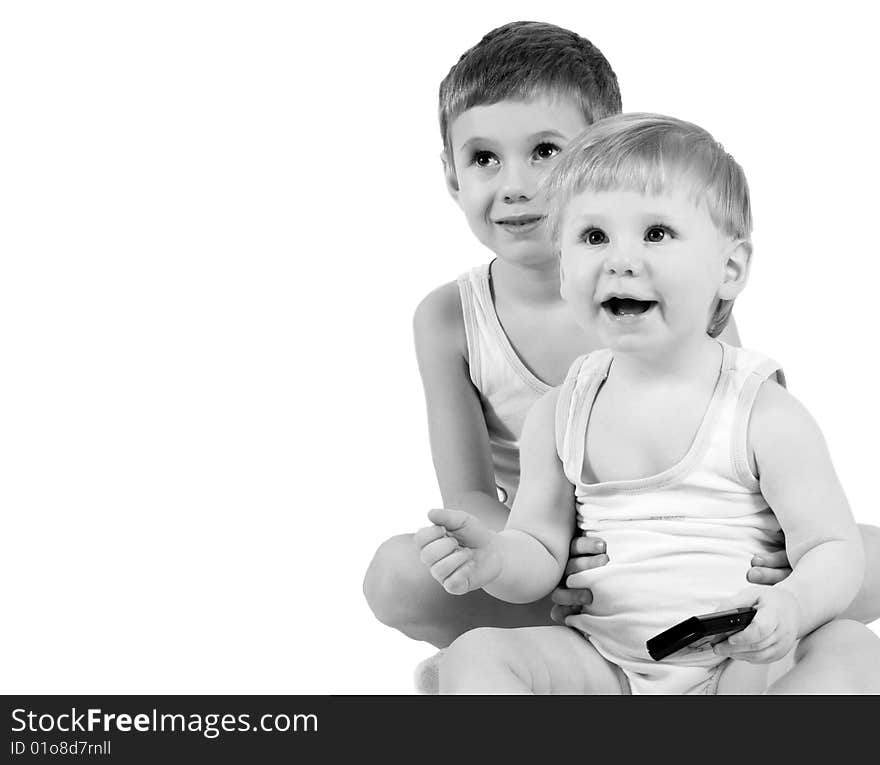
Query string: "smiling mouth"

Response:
xmin=601 ymin=297 xmax=658 ymax=317
xmin=495 ymin=215 xmax=545 ymax=229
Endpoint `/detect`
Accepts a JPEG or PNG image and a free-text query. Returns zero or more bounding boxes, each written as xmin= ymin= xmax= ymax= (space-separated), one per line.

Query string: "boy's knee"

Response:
xmin=797 ymin=619 xmax=880 ymax=661
xmin=363 ymin=533 xmax=450 ymax=642
xmin=363 ymin=534 xmax=417 ymax=625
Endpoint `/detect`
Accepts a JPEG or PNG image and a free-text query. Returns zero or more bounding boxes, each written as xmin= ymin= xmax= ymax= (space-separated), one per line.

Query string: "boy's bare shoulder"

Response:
xmin=413 ymin=280 xmax=466 ymax=358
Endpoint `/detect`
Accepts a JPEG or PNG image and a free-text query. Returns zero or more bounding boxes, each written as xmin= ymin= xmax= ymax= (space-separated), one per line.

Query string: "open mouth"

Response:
xmin=601 ymin=297 xmax=658 ymax=318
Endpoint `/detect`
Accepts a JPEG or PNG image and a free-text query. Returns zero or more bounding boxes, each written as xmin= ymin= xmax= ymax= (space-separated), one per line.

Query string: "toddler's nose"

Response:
xmin=604 ymin=248 xmax=641 ymax=276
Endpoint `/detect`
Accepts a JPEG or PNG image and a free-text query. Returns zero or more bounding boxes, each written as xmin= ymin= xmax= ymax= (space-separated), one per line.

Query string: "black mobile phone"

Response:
xmin=646 ymin=607 xmax=756 ymax=661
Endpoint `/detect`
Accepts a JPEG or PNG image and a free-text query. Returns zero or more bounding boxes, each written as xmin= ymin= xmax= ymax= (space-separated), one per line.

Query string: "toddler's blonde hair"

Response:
xmin=546 ymin=113 xmax=752 ymax=337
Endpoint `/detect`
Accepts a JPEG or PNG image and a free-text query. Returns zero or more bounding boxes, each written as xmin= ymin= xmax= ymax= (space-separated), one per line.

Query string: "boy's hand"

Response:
xmin=747 ymin=537 xmax=792 ymax=585
xmin=414 ymin=508 xmax=502 ymax=595
xmin=712 ymin=586 xmax=800 ymax=663
xmin=550 ymin=534 xmax=607 ymax=623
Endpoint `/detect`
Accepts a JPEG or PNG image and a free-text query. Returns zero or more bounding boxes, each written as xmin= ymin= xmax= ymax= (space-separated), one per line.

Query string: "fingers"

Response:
xmin=551 ymin=583 xmax=593 ymax=622
xmin=418 ymin=535 xmax=460 ymax=568
xmin=570 ymin=535 xmax=606 ymax=556
xmin=428 ymin=548 xmax=472 ymax=588
xmin=746 ymin=566 xmax=789 ymax=585
xmin=752 ymin=549 xmax=790 ymax=569
xmin=747 ymin=550 xmax=792 ymax=585
xmin=565 ymin=553 xmax=608 ymax=577
xmin=715 ymin=624 xmax=791 ymax=664
xmin=414 ymin=524 xmax=445 ymax=550
xmin=551 ymin=604 xmax=578 ymax=624
xmin=550 ymin=585 xmax=593 ymax=608
xmin=427 ymin=508 xmax=471 ymax=532
xmin=716 ymin=605 xmax=777 ymax=657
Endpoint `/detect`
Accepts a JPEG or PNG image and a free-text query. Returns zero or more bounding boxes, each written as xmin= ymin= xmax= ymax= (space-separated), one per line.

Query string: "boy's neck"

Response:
xmin=609 ymin=334 xmax=721 ymax=386
xmin=490 ymin=257 xmax=562 ymax=306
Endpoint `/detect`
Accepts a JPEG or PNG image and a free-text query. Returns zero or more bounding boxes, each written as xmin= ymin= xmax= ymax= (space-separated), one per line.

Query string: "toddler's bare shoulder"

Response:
xmin=750 ymin=378 xmax=824 ymax=450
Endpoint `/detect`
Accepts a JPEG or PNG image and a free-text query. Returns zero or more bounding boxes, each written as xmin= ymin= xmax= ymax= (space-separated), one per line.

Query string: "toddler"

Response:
xmin=416 ymin=114 xmax=880 ymax=693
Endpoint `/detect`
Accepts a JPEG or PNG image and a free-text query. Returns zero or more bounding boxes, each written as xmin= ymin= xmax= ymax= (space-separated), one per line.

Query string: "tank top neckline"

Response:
xmin=477 ymin=260 xmax=552 ymax=394
xmin=574 ymin=341 xmax=731 ymax=493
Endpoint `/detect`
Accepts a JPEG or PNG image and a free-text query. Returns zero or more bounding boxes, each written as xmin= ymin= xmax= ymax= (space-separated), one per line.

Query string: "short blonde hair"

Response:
xmin=546 ymin=113 xmax=752 ymax=337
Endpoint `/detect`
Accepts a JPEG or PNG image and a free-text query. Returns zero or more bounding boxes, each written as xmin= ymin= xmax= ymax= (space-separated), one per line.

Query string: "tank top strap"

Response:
xmin=725 ymin=346 xmax=786 ymax=489
xmin=456 ymin=262 xmax=549 ymax=395
xmin=555 ymin=349 xmax=613 ymax=486
xmin=456 ymin=265 xmax=486 ymax=391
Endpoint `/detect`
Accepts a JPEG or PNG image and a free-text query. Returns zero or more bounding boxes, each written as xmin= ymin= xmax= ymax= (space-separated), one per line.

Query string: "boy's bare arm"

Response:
xmin=750 ymin=381 xmax=865 ymax=637
xmin=413 ymin=282 xmax=509 ymax=529
xmin=483 ymin=389 xmax=575 ymax=602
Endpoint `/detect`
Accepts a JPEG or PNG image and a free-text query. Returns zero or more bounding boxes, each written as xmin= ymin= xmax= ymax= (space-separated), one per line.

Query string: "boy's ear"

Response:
xmin=717 ymin=239 xmax=752 ymax=300
xmin=559 ymin=259 xmax=569 ymax=301
xmin=441 ymin=152 xmax=460 ymax=202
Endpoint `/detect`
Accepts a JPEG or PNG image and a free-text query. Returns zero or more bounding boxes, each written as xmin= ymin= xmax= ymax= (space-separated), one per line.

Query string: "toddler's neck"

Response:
xmin=610 ymin=334 xmax=722 ymax=387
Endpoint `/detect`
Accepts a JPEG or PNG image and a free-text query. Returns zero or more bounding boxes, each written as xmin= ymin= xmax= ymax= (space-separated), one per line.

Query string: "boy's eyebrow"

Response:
xmin=458 ymin=130 xmax=571 ymax=153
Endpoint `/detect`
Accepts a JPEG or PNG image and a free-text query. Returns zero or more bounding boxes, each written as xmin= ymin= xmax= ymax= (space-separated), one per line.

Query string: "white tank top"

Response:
xmin=457 ymin=262 xmax=551 ymax=506
xmin=556 ymin=342 xmax=786 ymax=674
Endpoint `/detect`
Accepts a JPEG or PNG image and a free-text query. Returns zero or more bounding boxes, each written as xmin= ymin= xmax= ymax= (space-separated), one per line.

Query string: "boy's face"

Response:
xmin=558 ymin=186 xmax=748 ymax=356
xmin=447 ymin=95 xmax=589 ymax=268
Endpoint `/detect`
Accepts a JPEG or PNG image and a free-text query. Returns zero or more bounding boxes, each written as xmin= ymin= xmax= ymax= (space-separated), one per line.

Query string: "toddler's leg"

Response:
xmin=440 ymin=625 xmax=626 ymax=694
xmin=767 ymin=619 xmax=880 ymax=694
xmin=363 ymin=534 xmax=555 ymax=648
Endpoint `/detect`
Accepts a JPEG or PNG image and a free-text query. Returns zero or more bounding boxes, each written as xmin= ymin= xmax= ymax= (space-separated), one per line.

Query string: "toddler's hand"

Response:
xmin=712 ymin=586 xmax=799 ymax=663
xmin=414 ymin=508 xmax=502 ymax=595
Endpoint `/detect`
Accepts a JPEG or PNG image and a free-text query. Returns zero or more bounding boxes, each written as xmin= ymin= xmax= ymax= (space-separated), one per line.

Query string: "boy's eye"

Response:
xmin=472 ymin=151 xmax=499 ymax=168
xmin=580 ymin=228 xmax=608 ymax=246
xmin=532 ymin=142 xmax=561 ymax=161
xmin=645 ymin=226 xmax=673 ymax=242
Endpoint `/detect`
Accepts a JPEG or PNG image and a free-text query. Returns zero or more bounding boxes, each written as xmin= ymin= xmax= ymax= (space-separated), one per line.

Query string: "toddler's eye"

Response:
xmin=532 ymin=142 xmax=561 ymax=161
xmin=581 ymin=228 xmax=608 ymax=246
xmin=645 ymin=226 xmax=672 ymax=242
xmin=472 ymin=151 xmax=499 ymax=168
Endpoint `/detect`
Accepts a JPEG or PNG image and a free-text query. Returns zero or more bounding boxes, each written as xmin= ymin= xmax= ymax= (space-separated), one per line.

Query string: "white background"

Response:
xmin=1 ymin=1 xmax=878 ymax=694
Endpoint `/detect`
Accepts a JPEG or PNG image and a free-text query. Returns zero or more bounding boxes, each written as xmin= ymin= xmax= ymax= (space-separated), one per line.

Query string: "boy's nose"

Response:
xmin=499 ymin=162 xmax=534 ymax=203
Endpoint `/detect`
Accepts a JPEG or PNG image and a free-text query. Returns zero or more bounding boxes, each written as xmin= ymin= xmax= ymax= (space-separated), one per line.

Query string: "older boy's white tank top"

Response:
xmin=556 ymin=342 xmax=786 ymax=689
xmin=457 ymin=262 xmax=551 ymax=506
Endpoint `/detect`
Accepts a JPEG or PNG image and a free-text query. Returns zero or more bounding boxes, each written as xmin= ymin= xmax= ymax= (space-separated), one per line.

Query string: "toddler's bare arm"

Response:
xmin=750 ymin=380 xmax=864 ymax=637
xmin=483 ymin=389 xmax=576 ymax=603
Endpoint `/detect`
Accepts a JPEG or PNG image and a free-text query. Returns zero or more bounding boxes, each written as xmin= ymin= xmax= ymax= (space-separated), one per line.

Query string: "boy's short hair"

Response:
xmin=546 ymin=113 xmax=752 ymax=337
xmin=438 ymin=21 xmax=622 ymax=161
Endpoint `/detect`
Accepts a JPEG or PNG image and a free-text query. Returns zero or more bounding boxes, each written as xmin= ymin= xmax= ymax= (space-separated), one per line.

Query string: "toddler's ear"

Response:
xmin=717 ymin=240 xmax=752 ymax=300
xmin=441 ymin=152 xmax=460 ymax=201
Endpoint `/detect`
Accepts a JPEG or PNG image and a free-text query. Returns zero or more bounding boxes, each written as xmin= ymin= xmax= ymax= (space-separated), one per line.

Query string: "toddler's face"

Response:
xmin=558 ymin=186 xmax=744 ymax=355
xmin=447 ymin=95 xmax=588 ymax=268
